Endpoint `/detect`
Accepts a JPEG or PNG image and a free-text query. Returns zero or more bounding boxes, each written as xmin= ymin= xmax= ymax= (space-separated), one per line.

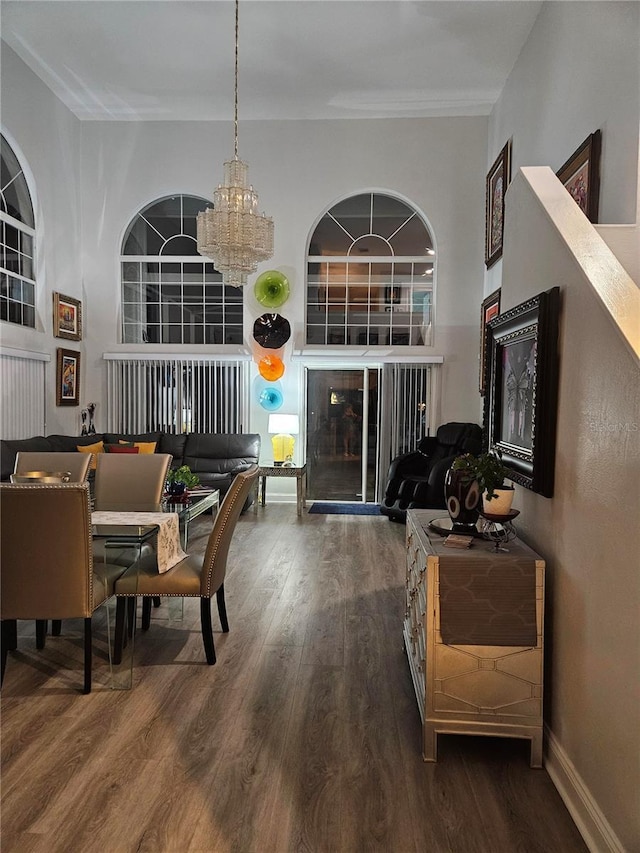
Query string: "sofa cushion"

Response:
xmin=158 ymin=433 xmax=188 ymax=463
xmin=76 ymin=439 xmax=105 ymax=469
xmin=48 ymin=433 xmax=107 ymax=452
xmin=104 ymin=432 xmax=161 ymax=446
xmin=182 ymin=433 xmax=261 ymax=476
xmin=1 ymin=436 xmax=53 ymax=481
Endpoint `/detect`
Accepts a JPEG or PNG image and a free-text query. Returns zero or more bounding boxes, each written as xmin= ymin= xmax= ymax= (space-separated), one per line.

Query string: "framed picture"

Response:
xmin=556 ymin=130 xmax=601 ymax=223
xmin=385 ymin=285 xmax=401 ymax=305
xmin=56 ymin=348 xmax=81 ymax=406
xmin=479 ymin=288 xmax=501 ymax=394
xmin=483 ymin=287 xmax=560 ymax=497
xmin=53 ymin=292 xmax=82 ymax=341
xmin=485 ymin=140 xmax=512 ymax=268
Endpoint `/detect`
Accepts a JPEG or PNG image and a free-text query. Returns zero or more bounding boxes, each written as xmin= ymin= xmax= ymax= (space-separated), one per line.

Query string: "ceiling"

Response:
xmin=1 ymin=0 xmax=543 ymax=122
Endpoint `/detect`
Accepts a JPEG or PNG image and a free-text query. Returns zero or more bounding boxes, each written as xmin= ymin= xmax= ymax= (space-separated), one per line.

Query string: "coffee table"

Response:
xmin=163 ymin=488 xmax=220 ymax=546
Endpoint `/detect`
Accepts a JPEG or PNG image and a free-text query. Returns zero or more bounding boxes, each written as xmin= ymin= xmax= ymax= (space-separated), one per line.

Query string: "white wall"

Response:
xmin=489 ymin=4 xmax=640 ymax=849
xmin=0 ymin=45 xmax=83 ymax=435
xmin=485 ymin=0 xmax=640 ymax=296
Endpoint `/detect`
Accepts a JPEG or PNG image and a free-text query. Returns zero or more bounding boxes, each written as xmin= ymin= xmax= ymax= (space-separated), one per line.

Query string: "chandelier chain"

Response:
xmin=234 ymin=0 xmax=239 ymax=159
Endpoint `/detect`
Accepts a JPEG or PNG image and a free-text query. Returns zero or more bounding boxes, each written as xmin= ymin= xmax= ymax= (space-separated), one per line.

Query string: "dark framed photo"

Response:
xmin=483 ymin=287 xmax=560 ymax=497
xmin=479 ymin=288 xmax=501 ymax=395
xmin=485 ymin=140 xmax=511 ymax=268
xmin=53 ymin=292 xmax=82 ymax=341
xmin=56 ymin=348 xmax=81 ymax=406
xmin=556 ymin=130 xmax=601 ymax=223
xmin=385 ymin=285 xmax=401 ymax=305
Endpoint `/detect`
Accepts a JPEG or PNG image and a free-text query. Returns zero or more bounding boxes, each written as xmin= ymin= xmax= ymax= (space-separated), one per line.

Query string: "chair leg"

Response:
xmin=36 ymin=620 xmax=47 ymax=650
xmin=127 ymin=598 xmax=136 ymax=638
xmin=216 ymin=584 xmax=229 ymax=633
xmin=200 ymin=598 xmax=216 ymax=665
xmin=51 ymin=620 xmax=62 ymax=636
xmin=141 ymin=598 xmax=152 ymax=631
xmin=153 ymin=596 xmax=162 ymax=608
xmin=83 ymin=617 xmax=92 ymax=694
xmin=113 ymin=598 xmax=127 ymax=666
xmin=1 ymin=620 xmax=17 ymax=685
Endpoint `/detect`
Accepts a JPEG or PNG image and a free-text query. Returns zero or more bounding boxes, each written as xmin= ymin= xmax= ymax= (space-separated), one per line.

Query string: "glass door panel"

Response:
xmin=306 ymin=368 xmax=379 ymax=502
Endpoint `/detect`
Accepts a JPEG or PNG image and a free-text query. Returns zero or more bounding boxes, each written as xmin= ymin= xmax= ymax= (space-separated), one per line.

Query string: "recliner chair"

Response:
xmin=379 ymin=422 xmax=482 ymax=522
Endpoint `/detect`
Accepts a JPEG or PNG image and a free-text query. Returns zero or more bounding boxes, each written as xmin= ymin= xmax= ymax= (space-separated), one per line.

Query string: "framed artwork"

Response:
xmin=485 ymin=140 xmax=512 ymax=268
xmin=56 ymin=348 xmax=81 ymax=406
xmin=385 ymin=285 xmax=401 ymax=305
xmin=556 ymin=130 xmax=601 ymax=223
xmin=483 ymin=287 xmax=560 ymax=497
xmin=479 ymin=288 xmax=501 ymax=394
xmin=53 ymin=292 xmax=82 ymax=341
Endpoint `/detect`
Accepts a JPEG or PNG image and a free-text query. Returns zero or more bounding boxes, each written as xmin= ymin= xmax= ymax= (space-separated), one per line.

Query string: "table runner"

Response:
xmin=438 ymin=555 xmax=537 ymax=646
xmin=91 ymin=511 xmax=187 ymax=573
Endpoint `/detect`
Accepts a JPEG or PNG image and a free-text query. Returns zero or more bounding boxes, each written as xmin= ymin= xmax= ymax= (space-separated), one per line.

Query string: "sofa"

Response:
xmin=1 ymin=431 xmax=261 ymax=509
xmin=379 ymin=422 xmax=483 ymax=523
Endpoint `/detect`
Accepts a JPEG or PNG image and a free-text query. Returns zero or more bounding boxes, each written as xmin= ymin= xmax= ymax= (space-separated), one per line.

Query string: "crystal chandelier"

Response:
xmin=197 ymin=0 xmax=274 ymax=288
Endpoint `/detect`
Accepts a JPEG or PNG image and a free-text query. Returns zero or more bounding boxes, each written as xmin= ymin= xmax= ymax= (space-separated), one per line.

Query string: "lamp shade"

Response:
xmin=267 ymin=414 xmax=299 ymax=435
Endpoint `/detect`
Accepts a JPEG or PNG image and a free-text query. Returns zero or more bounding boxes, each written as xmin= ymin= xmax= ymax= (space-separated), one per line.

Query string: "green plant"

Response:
xmin=167 ymin=465 xmax=200 ymax=489
xmin=451 ymin=450 xmax=510 ymax=499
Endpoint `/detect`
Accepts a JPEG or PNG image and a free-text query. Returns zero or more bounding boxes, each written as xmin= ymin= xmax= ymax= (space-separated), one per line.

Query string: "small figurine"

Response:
xmin=86 ymin=402 xmax=96 ymax=435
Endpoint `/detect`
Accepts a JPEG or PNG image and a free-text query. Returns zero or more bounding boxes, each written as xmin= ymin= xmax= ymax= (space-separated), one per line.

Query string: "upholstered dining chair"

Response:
xmin=13 ymin=451 xmax=92 ymax=482
xmin=0 ymin=482 xmax=123 ymax=693
xmin=113 ymin=465 xmax=258 ymax=665
xmin=93 ymin=452 xmax=172 ymax=510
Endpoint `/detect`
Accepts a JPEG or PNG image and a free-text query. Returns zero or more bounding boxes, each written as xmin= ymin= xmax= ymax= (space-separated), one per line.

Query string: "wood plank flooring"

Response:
xmin=1 ymin=504 xmax=587 ymax=853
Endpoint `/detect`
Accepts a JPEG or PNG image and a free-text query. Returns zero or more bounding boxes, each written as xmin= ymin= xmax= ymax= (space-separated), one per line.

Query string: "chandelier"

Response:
xmin=197 ymin=0 xmax=274 ymax=288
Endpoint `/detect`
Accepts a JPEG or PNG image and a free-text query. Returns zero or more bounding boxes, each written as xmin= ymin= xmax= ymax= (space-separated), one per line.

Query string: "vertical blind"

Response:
xmin=0 ymin=350 xmax=47 ymax=439
xmin=105 ymin=357 xmax=250 ymax=434
xmin=378 ymin=362 xmax=440 ymax=498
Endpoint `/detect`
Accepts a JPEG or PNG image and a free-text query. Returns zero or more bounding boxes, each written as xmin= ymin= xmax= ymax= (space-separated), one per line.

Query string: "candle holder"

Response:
xmin=479 ymin=509 xmax=520 ymax=552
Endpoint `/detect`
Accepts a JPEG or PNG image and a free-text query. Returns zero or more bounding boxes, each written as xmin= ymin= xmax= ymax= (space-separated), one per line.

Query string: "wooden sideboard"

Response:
xmin=404 ymin=509 xmax=545 ymax=767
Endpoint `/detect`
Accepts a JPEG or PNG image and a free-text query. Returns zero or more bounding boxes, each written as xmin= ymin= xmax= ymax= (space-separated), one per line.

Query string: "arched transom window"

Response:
xmin=1 ymin=134 xmax=36 ymax=329
xmin=121 ymin=194 xmax=243 ymax=345
xmin=306 ymin=192 xmax=434 ymax=347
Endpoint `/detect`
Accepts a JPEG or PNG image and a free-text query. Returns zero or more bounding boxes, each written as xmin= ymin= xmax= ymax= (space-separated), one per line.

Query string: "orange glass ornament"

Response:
xmin=258 ymin=355 xmax=285 ymax=381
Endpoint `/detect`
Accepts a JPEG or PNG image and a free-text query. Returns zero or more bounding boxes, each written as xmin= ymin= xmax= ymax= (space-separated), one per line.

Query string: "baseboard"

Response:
xmin=545 ymin=726 xmax=625 ymax=853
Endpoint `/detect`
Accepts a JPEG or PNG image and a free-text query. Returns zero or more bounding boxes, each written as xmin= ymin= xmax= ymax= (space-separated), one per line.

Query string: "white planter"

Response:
xmin=482 ymin=487 xmax=514 ymax=515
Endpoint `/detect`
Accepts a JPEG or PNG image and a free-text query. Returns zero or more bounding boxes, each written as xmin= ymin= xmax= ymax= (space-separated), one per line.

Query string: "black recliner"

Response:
xmin=379 ymin=422 xmax=482 ymax=523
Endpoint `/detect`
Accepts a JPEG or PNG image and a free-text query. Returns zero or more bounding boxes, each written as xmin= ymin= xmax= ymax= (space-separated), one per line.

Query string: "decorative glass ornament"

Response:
xmin=253 ymin=313 xmax=291 ymax=349
xmin=254 ymin=270 xmax=290 ymax=308
xmin=258 ymin=386 xmax=283 ymax=411
xmin=258 ymin=354 xmax=285 ymax=381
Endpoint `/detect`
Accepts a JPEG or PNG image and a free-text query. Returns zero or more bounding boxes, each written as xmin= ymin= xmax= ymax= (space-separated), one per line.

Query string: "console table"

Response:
xmin=405 ymin=510 xmax=545 ymax=767
xmin=257 ymin=464 xmax=307 ymax=516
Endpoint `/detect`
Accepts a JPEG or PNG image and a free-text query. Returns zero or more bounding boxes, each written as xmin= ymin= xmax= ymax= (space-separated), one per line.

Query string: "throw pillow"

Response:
xmin=76 ymin=440 xmax=104 ymax=469
xmin=105 ymin=445 xmax=139 ymax=454
xmin=120 ymin=440 xmax=157 ymax=454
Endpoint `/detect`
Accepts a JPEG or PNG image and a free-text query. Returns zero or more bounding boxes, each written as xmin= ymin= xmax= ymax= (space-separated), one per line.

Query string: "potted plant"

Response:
xmin=472 ymin=450 xmax=514 ymax=514
xmin=166 ymin=465 xmax=200 ymax=496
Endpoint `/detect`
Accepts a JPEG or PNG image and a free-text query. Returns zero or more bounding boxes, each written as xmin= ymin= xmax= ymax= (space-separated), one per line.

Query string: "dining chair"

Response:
xmin=113 ymin=465 xmax=258 ymax=665
xmin=0 ymin=482 xmax=124 ymax=693
xmin=93 ymin=452 xmax=173 ymax=510
xmin=13 ymin=451 xmax=92 ymax=483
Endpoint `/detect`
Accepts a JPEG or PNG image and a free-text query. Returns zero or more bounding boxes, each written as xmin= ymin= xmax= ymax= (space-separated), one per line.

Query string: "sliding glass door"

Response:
xmin=305 ymin=367 xmax=380 ymax=502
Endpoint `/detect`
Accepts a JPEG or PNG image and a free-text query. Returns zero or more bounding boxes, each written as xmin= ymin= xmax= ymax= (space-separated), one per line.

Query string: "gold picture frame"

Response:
xmin=53 ymin=292 xmax=82 ymax=341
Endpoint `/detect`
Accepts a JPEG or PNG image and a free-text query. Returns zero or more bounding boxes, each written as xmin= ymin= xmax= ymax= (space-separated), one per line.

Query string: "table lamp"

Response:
xmin=268 ymin=413 xmax=299 ymax=466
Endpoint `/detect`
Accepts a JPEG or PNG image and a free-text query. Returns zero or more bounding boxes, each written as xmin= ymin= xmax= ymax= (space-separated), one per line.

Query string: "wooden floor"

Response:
xmin=1 ymin=504 xmax=587 ymax=853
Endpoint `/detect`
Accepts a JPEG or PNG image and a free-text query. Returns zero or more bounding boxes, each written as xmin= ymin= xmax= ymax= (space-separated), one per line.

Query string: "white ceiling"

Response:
xmin=1 ymin=0 xmax=543 ymax=122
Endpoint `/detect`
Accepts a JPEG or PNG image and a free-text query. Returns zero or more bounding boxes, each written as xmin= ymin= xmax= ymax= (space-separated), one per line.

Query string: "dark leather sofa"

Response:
xmin=379 ymin=422 xmax=482 ymax=523
xmin=1 ymin=431 xmax=261 ymax=508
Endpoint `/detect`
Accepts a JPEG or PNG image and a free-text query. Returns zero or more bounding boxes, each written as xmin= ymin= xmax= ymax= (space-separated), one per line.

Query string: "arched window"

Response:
xmin=306 ymin=192 xmax=434 ymax=347
xmin=0 ymin=134 xmax=36 ymax=328
xmin=121 ymin=194 xmax=243 ymax=345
